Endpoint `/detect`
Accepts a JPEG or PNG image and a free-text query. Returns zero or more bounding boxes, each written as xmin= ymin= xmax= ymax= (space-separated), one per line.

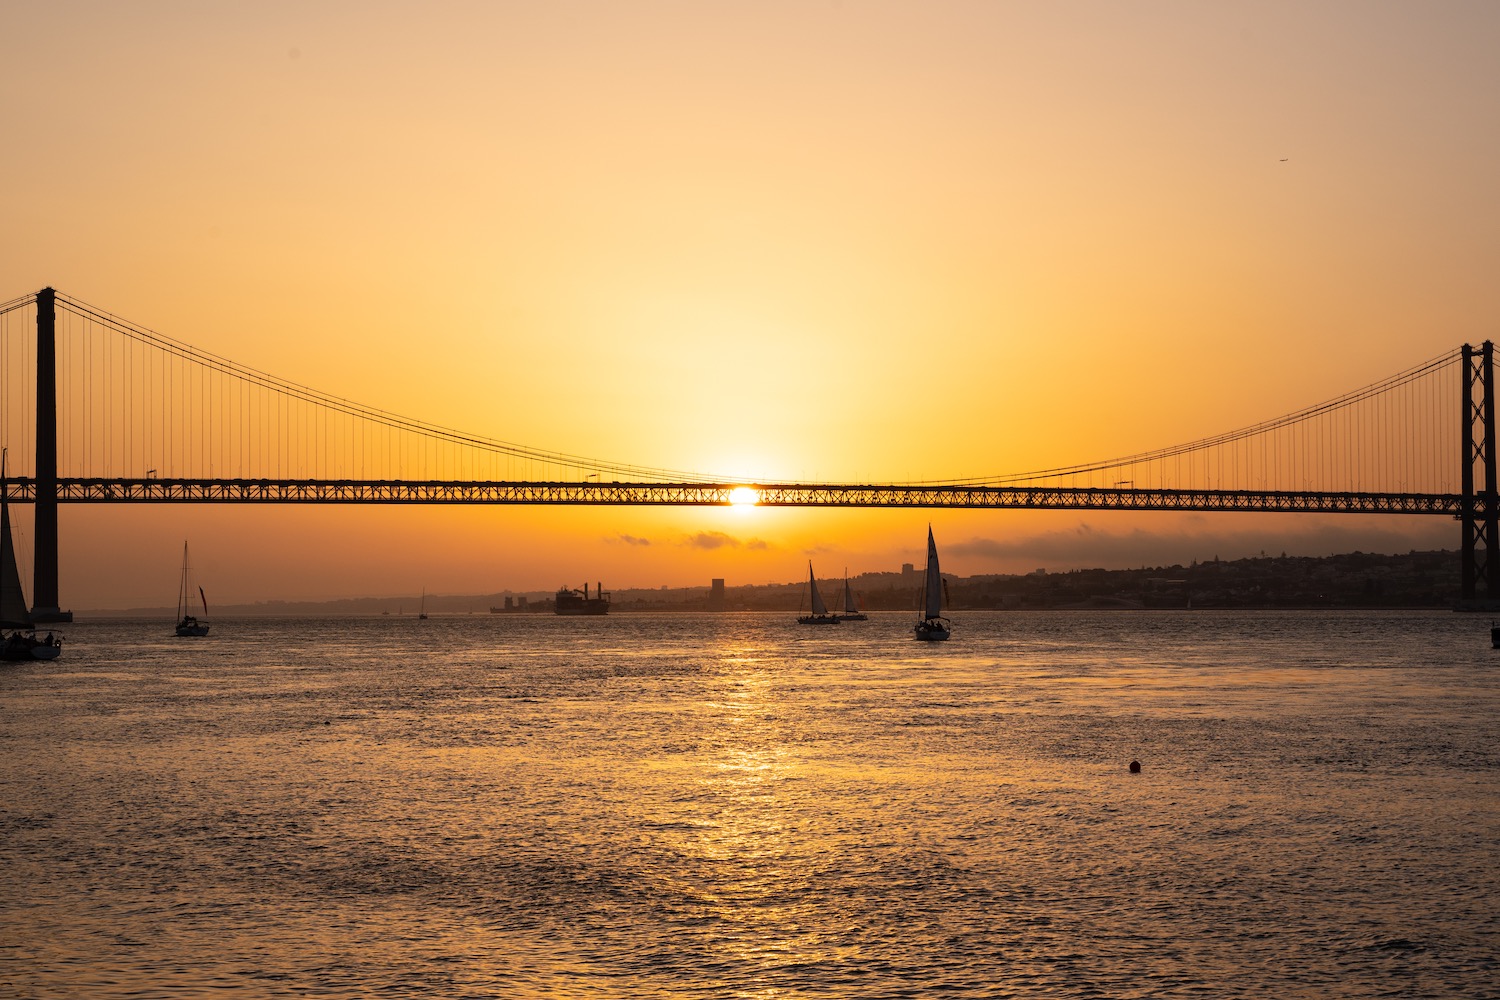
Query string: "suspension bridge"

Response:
xmin=0 ymin=287 xmax=1493 ymax=619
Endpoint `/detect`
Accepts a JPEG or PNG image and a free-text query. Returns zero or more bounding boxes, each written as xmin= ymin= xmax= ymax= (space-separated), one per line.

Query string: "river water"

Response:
xmin=2 ymin=610 xmax=1497 ymax=998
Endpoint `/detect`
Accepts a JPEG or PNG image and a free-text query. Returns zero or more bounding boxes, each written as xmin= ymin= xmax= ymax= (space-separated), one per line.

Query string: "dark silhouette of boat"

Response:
xmin=174 ymin=541 xmax=210 ymax=636
xmin=797 ymin=562 xmax=841 ymax=625
xmin=835 ymin=570 xmax=867 ymax=621
xmin=914 ymin=526 xmax=952 ymax=641
xmin=0 ymin=452 xmax=61 ymax=660
xmin=556 ymin=582 xmax=610 ymax=615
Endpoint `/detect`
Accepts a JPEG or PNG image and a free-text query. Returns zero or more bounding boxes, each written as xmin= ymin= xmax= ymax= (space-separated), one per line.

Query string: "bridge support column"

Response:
xmin=1461 ymin=341 xmax=1499 ymax=605
xmin=32 ymin=287 xmax=69 ymax=623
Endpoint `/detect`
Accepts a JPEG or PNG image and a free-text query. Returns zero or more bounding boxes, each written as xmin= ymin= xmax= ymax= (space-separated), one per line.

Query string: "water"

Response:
xmin=3 ymin=611 xmax=1497 ymax=998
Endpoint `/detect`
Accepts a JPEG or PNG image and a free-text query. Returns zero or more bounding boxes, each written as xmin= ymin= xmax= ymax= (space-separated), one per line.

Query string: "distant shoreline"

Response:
xmin=72 ymin=548 xmax=1460 ymax=616
xmin=72 ymin=606 xmax=1467 ymax=620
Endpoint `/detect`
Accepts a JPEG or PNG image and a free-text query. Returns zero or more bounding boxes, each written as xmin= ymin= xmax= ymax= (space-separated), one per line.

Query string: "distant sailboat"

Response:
xmin=419 ymin=588 xmax=429 ymax=620
xmin=0 ymin=453 xmax=61 ymax=661
xmin=797 ymin=562 xmax=840 ymax=625
xmin=836 ymin=570 xmax=867 ymax=621
xmin=914 ymin=526 xmax=951 ymax=641
xmin=174 ymin=542 xmax=210 ymax=637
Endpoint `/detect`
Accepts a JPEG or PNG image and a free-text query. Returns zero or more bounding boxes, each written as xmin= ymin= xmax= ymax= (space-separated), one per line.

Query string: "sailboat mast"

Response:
xmin=178 ymin=542 xmax=189 ymax=620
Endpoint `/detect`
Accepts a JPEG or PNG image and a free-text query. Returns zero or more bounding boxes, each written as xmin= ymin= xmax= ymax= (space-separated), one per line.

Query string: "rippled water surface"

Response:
xmin=3 ymin=610 xmax=1498 ymax=998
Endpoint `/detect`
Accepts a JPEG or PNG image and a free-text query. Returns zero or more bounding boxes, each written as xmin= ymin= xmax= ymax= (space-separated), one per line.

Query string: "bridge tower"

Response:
xmin=31 ymin=287 xmax=69 ymax=622
xmin=1460 ymin=341 xmax=1498 ymax=604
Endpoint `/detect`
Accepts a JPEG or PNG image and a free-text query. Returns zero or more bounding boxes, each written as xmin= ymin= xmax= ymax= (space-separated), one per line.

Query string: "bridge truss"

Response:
xmin=0 ymin=477 xmax=1468 ymax=517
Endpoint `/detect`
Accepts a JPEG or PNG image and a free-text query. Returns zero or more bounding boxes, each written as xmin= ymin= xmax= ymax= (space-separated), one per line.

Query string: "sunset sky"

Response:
xmin=3 ymin=1 xmax=1497 ymax=608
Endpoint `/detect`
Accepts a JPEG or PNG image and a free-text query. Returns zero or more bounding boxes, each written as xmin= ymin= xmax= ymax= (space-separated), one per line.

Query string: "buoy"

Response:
xmin=1129 ymin=760 xmax=1141 ymax=773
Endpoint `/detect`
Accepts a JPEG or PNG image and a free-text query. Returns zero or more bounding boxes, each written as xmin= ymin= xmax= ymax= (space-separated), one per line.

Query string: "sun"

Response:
xmin=728 ymin=487 xmax=761 ymax=508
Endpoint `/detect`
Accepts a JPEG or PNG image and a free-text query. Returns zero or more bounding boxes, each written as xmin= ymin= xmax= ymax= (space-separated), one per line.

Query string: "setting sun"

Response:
xmin=728 ymin=487 xmax=761 ymax=508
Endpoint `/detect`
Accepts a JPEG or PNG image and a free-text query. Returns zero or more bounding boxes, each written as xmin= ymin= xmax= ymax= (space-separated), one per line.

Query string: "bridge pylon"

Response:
xmin=31 ymin=287 xmax=69 ymax=623
xmin=1460 ymin=341 xmax=1499 ymax=606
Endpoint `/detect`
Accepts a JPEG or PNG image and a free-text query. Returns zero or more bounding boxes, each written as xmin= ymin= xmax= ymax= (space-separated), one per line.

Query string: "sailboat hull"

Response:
xmin=175 ymin=617 xmax=210 ymax=637
xmin=1 ymin=643 xmax=33 ymax=661
xmin=2 ymin=631 xmax=63 ymax=660
xmin=914 ymin=620 xmax=951 ymax=641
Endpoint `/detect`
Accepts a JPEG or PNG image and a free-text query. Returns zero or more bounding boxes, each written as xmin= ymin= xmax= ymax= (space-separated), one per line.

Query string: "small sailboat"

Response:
xmin=836 ymin=570 xmax=867 ymax=621
xmin=797 ymin=562 xmax=841 ymax=625
xmin=174 ymin=542 xmax=210 ymax=636
xmin=914 ymin=526 xmax=951 ymax=641
xmin=0 ymin=453 xmax=61 ymax=661
xmin=419 ymin=588 xmax=429 ymax=620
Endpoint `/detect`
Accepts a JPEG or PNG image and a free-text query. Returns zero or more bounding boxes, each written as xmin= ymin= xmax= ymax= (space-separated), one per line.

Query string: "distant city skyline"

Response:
xmin=77 ymin=546 xmax=1456 ymax=616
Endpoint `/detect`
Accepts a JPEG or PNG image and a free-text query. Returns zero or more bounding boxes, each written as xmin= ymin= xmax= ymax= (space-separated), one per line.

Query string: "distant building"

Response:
xmin=709 ymin=578 xmax=726 ymax=610
xmin=902 ymin=563 xmax=915 ymax=579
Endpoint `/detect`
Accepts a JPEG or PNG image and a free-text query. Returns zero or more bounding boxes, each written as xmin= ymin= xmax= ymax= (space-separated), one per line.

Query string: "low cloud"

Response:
xmin=682 ymin=531 xmax=771 ymax=551
xmin=799 ymin=543 xmax=841 ymax=557
xmin=684 ymin=531 xmax=738 ymax=550
xmin=612 ymin=534 xmax=652 ymax=547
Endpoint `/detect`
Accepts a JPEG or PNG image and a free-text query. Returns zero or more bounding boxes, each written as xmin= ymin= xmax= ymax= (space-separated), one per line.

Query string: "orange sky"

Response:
xmin=3 ymin=1 xmax=1495 ymax=608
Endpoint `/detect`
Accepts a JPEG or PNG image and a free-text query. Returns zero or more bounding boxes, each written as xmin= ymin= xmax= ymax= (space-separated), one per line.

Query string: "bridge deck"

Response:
xmin=0 ymin=478 xmax=1467 ymax=515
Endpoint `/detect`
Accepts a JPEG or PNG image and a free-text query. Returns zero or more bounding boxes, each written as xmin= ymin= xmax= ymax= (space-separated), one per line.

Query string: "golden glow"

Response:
xmin=5 ymin=4 xmax=1486 ymax=606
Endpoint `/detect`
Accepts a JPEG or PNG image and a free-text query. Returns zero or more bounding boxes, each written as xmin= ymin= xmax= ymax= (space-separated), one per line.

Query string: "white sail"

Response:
xmin=0 ymin=484 xmax=33 ymax=629
xmin=923 ymin=526 xmax=943 ymax=620
xmin=808 ymin=562 xmax=829 ymax=617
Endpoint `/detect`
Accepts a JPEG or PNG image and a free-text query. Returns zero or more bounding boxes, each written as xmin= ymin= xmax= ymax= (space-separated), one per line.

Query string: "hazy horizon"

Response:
xmin=65 ymin=529 xmax=1454 ymax=613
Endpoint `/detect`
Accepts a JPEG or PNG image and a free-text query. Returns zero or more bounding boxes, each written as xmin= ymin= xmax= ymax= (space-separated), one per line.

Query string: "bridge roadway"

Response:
xmin=0 ymin=478 xmax=1467 ymax=515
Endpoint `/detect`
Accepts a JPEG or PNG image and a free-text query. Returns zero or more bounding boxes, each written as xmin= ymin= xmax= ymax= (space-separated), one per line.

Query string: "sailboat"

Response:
xmin=836 ymin=570 xmax=867 ymax=621
xmin=0 ymin=453 xmax=61 ymax=661
xmin=796 ymin=562 xmax=841 ymax=625
xmin=174 ymin=541 xmax=210 ymax=636
xmin=913 ymin=526 xmax=951 ymax=641
xmin=419 ymin=588 xmax=429 ymax=620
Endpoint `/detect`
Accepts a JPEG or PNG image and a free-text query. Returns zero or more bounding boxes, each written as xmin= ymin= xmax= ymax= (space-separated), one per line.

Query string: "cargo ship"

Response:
xmin=555 ymin=582 xmax=610 ymax=615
